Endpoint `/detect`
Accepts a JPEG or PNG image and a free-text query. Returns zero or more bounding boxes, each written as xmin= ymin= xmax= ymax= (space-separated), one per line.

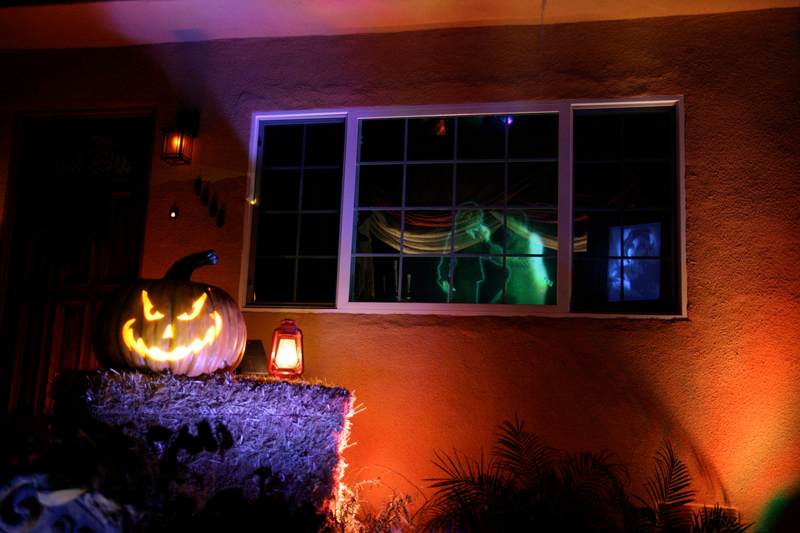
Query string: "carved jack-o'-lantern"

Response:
xmin=92 ymin=250 xmax=246 ymax=376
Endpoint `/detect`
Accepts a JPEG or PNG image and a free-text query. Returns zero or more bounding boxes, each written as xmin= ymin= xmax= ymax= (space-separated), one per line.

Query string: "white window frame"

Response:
xmin=242 ymin=97 xmax=686 ymax=317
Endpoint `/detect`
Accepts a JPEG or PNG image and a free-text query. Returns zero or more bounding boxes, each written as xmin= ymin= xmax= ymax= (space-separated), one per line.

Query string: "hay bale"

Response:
xmin=52 ymin=371 xmax=354 ymax=513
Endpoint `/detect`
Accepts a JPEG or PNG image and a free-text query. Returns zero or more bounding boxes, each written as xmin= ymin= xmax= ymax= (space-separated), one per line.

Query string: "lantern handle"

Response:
xmin=164 ymin=250 xmax=218 ymax=281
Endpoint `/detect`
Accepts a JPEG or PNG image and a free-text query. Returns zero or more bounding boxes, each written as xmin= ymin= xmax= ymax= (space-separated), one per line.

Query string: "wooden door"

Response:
xmin=0 ymin=114 xmax=152 ymax=415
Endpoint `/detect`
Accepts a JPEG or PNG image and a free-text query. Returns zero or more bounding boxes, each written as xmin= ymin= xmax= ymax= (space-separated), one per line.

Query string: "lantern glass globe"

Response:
xmin=275 ymin=338 xmax=300 ymax=369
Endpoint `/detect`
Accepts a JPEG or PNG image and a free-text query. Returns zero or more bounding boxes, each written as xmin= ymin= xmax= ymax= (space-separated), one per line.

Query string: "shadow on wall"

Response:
xmin=511 ymin=320 xmax=732 ymax=505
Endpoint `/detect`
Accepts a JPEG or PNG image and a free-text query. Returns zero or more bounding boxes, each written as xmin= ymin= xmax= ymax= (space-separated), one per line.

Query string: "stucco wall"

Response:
xmin=1 ymin=8 xmax=799 ymax=527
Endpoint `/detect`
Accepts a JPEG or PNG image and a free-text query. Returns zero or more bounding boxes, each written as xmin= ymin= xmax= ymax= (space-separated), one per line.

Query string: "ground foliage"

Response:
xmin=421 ymin=416 xmax=758 ymax=533
xmin=323 ymin=477 xmax=423 ymax=533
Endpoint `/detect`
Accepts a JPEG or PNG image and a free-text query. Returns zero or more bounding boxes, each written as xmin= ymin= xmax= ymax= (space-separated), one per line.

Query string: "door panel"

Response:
xmin=100 ymin=192 xmax=142 ymax=284
xmin=45 ymin=301 xmax=94 ymax=412
xmin=9 ymin=301 xmax=50 ymax=415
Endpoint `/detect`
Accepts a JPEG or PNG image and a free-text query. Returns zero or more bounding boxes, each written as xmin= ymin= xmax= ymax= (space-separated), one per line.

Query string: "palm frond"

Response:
xmin=632 ymin=505 xmax=660 ymax=533
xmin=492 ymin=415 xmax=558 ymax=490
xmin=422 ymin=425 xmax=749 ymax=533
xmin=634 ymin=440 xmax=696 ymax=533
xmin=691 ymin=505 xmax=754 ymax=533
xmin=561 ymin=450 xmax=629 ymax=506
xmin=636 ymin=441 xmax=695 ymax=510
xmin=556 ymin=450 xmax=630 ymax=529
xmin=424 ymin=449 xmax=510 ymax=533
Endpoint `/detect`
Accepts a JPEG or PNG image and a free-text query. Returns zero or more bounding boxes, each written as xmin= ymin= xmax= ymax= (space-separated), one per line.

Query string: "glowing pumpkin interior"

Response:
xmin=122 ymin=290 xmax=222 ymax=361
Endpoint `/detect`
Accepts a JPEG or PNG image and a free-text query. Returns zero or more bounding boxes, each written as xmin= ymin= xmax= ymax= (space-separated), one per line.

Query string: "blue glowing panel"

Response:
xmin=608 ymin=223 xmax=660 ymax=302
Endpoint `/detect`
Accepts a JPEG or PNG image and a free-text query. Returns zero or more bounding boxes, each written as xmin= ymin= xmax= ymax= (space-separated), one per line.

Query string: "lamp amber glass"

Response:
xmin=268 ymin=319 xmax=303 ymax=378
xmin=161 ymin=127 xmax=194 ymax=165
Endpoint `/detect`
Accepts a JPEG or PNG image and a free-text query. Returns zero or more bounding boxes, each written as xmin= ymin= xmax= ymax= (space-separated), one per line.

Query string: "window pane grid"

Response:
xmin=359 ymin=157 xmax=558 ymax=165
xmin=396 ymin=119 xmax=409 ymax=300
xmin=575 ymin=157 xmax=671 ymax=164
xmin=572 ymin=106 xmax=678 ymax=312
xmin=353 ymin=113 xmax=558 ymax=305
xmin=250 ymin=119 xmax=344 ymax=306
xmin=290 ymin=124 xmax=308 ymax=302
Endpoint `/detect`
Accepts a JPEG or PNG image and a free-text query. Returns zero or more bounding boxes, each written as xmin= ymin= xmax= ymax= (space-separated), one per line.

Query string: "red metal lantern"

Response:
xmin=161 ymin=127 xmax=194 ymax=165
xmin=268 ymin=319 xmax=303 ymax=378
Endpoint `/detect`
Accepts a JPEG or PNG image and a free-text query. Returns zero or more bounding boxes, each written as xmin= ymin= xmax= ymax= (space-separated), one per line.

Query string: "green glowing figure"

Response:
xmin=438 ymin=208 xmax=552 ymax=304
xmin=504 ymin=218 xmax=552 ymax=305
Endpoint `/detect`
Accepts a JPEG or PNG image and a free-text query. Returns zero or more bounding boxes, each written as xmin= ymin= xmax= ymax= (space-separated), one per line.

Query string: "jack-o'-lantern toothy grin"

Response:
xmin=122 ymin=290 xmax=223 ymax=361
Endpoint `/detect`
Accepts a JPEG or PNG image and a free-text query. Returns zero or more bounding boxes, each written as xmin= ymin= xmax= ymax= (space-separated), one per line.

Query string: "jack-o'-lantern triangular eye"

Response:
xmin=142 ymin=291 xmax=165 ymax=320
xmin=177 ymin=293 xmax=208 ymax=320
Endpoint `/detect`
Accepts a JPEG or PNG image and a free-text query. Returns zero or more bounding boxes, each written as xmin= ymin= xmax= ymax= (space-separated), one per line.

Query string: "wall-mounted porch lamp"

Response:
xmin=268 ymin=319 xmax=304 ymax=379
xmin=161 ymin=110 xmax=199 ymax=165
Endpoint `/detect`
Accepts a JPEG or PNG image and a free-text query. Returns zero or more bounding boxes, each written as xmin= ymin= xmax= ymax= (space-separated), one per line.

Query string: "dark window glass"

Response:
xmin=507 ymin=162 xmax=558 ymax=207
xmin=508 ymin=114 xmax=559 ymax=159
xmin=296 ymin=258 xmax=338 ymax=303
xmin=357 ymin=164 xmax=403 ymax=208
xmin=457 ymin=115 xmax=506 ymax=160
xmin=305 ymin=123 xmax=345 ymax=166
xmin=298 ymin=213 xmax=341 ymax=256
xmin=260 ymin=169 xmax=301 ymax=210
xmin=573 ymin=162 xmax=622 ymax=209
xmin=258 ymin=214 xmax=298 ymax=256
xmin=624 ymin=112 xmax=674 ymax=159
xmin=360 ymin=119 xmax=404 ymax=162
xmin=408 ymin=117 xmax=454 ymax=161
xmin=401 ymin=257 xmax=449 ymax=303
xmin=574 ymin=113 xmax=622 ymax=160
xmin=622 ymin=162 xmax=673 ymax=208
xmin=456 ymin=163 xmax=504 ymax=206
xmin=263 ymin=125 xmax=303 ymax=166
xmin=253 ymin=258 xmax=295 ymax=303
xmin=249 ymin=119 xmax=344 ymax=307
xmin=302 ymin=168 xmax=342 ymax=210
xmin=351 ymin=255 xmax=400 ymax=302
xmin=406 ymin=164 xmax=453 ymax=207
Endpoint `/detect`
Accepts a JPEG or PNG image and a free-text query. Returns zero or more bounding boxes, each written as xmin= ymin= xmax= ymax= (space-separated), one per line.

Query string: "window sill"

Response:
xmin=242 ymin=302 xmax=687 ymax=319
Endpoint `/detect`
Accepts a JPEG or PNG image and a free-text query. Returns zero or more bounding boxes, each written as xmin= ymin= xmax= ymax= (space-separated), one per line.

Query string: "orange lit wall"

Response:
xmin=1 ymin=8 xmax=799 ymax=528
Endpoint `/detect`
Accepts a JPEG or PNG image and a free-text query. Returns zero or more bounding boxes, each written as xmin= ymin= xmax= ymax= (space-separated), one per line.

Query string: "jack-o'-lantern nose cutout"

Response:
xmin=163 ymin=324 xmax=174 ymax=339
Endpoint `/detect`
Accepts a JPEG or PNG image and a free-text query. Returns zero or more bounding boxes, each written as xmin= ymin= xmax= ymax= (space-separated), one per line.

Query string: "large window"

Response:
xmin=246 ymin=99 xmax=684 ymax=316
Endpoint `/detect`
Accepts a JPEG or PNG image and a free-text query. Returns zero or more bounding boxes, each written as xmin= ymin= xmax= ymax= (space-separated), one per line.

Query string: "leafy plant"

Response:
xmin=632 ymin=442 xmax=755 ymax=533
xmin=689 ymin=505 xmax=753 ymax=533
xmin=324 ymin=478 xmax=421 ymax=533
xmin=632 ymin=440 xmax=696 ymax=533
xmin=422 ymin=416 xmax=631 ymax=533
xmin=421 ymin=420 xmax=758 ymax=533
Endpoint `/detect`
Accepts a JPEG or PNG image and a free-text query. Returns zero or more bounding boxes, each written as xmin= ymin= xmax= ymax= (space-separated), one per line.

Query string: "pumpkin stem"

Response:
xmin=164 ymin=250 xmax=218 ymax=281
